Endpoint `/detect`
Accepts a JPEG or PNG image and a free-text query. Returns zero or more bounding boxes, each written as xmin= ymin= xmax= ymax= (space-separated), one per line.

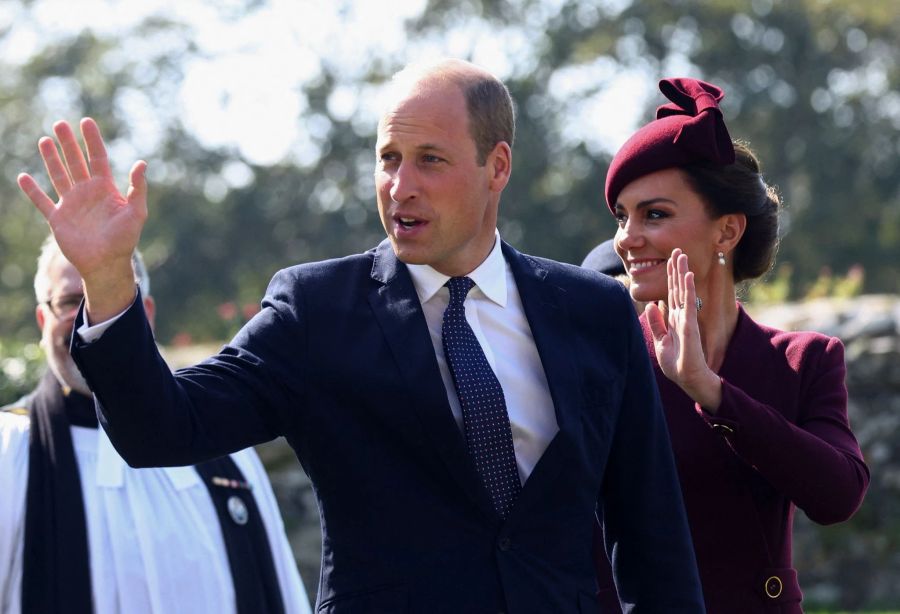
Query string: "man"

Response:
xmin=0 ymin=237 xmax=311 ymax=614
xmin=582 ymin=238 xmax=626 ymax=278
xmin=19 ymin=59 xmax=705 ymax=612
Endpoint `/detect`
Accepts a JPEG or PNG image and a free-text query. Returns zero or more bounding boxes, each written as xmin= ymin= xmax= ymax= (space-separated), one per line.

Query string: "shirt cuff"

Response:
xmin=76 ymin=304 xmax=131 ymax=342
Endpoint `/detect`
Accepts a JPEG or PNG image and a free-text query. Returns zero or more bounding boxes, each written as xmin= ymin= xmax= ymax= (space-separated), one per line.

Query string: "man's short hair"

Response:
xmin=390 ymin=60 xmax=516 ymax=165
xmin=463 ymin=76 xmax=516 ymax=165
xmin=34 ymin=235 xmax=150 ymax=302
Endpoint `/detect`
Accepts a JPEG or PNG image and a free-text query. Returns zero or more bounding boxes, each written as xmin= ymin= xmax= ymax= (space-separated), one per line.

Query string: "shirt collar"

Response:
xmin=406 ymin=230 xmax=507 ymax=307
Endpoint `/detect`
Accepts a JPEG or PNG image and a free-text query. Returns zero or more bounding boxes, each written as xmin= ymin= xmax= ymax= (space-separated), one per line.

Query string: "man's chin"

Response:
xmin=391 ymin=244 xmax=429 ymax=266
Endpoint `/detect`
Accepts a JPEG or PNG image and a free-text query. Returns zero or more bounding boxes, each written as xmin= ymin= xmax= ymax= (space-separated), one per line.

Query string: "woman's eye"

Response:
xmin=615 ymin=214 xmax=627 ymax=227
xmin=647 ymin=209 xmax=668 ymax=220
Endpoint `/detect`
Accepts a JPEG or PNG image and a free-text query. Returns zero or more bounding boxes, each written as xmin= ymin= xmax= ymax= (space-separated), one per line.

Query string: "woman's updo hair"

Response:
xmin=680 ymin=140 xmax=781 ymax=283
xmin=604 ymin=78 xmax=781 ymax=283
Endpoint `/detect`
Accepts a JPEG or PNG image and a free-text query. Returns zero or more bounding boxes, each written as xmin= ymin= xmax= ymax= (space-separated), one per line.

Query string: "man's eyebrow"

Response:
xmin=377 ymin=142 xmax=448 ymax=154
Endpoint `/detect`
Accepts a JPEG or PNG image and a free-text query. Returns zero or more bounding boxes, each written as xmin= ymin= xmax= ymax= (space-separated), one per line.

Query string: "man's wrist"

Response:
xmin=82 ymin=258 xmax=138 ymax=324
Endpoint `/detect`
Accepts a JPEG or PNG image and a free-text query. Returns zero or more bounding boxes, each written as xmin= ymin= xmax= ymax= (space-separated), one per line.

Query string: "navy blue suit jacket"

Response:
xmin=72 ymin=240 xmax=703 ymax=613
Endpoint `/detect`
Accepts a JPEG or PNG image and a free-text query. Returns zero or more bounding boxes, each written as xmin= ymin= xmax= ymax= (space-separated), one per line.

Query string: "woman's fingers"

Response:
xmin=645 ymin=301 xmax=668 ymax=342
xmin=667 ymin=251 xmax=676 ymax=324
xmin=684 ymin=270 xmax=697 ymax=318
xmin=677 ymin=251 xmax=689 ymax=311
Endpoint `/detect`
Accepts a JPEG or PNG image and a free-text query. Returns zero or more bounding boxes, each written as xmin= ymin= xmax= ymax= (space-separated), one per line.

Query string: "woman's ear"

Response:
xmin=716 ymin=213 xmax=746 ymax=254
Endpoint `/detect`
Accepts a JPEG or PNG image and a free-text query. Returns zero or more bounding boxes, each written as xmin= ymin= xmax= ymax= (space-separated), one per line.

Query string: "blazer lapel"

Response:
xmin=502 ymin=243 xmax=585 ymax=516
xmin=368 ymin=242 xmax=497 ymax=520
xmin=502 ymin=242 xmax=583 ymax=436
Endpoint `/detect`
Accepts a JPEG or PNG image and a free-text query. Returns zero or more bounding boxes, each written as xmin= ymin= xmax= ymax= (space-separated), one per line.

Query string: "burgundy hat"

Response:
xmin=604 ymin=77 xmax=735 ymax=214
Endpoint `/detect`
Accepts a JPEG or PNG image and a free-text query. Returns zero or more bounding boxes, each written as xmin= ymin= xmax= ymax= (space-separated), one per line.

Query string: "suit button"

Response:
xmin=498 ymin=537 xmax=511 ymax=551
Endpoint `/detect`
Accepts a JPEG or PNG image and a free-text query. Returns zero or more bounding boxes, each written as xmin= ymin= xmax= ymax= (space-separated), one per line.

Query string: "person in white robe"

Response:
xmin=0 ymin=237 xmax=312 ymax=614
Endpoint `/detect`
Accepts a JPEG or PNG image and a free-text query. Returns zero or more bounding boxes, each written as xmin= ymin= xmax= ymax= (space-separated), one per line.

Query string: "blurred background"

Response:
xmin=1 ymin=0 xmax=898 ymax=611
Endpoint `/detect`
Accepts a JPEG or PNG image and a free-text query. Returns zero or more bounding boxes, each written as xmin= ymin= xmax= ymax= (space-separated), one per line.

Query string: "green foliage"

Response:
xmin=746 ymin=263 xmax=793 ymax=305
xmin=747 ymin=263 xmax=865 ymax=305
xmin=0 ymin=340 xmax=45 ymax=406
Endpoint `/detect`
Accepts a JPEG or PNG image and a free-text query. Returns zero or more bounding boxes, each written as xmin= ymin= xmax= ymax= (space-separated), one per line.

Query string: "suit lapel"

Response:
xmin=502 ymin=243 xmax=583 ymax=436
xmin=502 ymin=243 xmax=585 ymax=518
xmin=368 ymin=242 xmax=497 ymax=520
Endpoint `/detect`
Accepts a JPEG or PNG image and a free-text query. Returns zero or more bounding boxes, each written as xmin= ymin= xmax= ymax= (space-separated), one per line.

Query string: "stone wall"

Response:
xmin=259 ymin=294 xmax=900 ymax=610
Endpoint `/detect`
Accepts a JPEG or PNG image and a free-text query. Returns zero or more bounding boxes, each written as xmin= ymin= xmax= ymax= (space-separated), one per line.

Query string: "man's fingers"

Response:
xmin=17 ymin=173 xmax=57 ymax=220
xmin=126 ymin=160 xmax=149 ymax=213
xmin=38 ymin=136 xmax=73 ymax=197
xmin=53 ymin=120 xmax=91 ymax=182
xmin=81 ymin=117 xmax=114 ymax=179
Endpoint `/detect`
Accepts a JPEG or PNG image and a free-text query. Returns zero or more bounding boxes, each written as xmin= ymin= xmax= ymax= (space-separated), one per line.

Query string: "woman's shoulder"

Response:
xmin=738 ymin=306 xmax=843 ymax=364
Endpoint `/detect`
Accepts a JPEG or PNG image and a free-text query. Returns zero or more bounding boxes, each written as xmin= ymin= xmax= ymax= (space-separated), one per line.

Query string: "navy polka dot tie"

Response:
xmin=442 ymin=276 xmax=521 ymax=518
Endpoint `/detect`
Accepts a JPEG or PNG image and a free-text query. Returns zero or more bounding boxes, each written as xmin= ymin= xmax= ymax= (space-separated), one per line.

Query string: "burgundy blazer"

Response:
xmin=595 ymin=305 xmax=869 ymax=613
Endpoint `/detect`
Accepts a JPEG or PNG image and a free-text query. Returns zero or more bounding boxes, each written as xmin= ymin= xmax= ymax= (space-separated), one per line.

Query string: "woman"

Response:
xmin=592 ymin=78 xmax=869 ymax=613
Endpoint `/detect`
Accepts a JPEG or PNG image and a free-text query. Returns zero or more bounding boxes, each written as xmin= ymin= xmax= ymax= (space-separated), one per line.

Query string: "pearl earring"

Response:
xmin=717 ymin=251 xmax=726 ymax=266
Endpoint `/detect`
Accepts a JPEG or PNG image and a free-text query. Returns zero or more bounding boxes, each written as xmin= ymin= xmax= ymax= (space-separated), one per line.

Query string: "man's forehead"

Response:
xmin=377 ymin=87 xmax=466 ymax=142
xmin=48 ymin=255 xmax=82 ymax=290
xmin=375 ymin=120 xmax=467 ymax=160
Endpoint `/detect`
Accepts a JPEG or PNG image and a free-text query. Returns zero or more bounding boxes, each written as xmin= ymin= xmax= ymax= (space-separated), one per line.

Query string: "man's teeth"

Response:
xmin=400 ymin=218 xmax=418 ymax=227
xmin=632 ymin=261 xmax=659 ymax=270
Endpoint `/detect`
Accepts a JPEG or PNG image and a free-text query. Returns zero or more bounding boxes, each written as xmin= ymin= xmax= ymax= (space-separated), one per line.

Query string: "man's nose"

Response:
xmin=389 ymin=161 xmax=419 ymax=203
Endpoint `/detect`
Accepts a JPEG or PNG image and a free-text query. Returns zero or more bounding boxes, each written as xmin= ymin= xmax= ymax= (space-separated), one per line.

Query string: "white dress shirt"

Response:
xmin=0 ymin=412 xmax=311 ymax=614
xmin=406 ymin=232 xmax=559 ymax=483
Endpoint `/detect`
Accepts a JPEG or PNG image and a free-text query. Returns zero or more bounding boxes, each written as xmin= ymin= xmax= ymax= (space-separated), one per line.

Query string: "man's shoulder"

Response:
xmin=510 ymin=246 xmax=627 ymax=294
xmin=270 ymin=248 xmax=378 ymax=287
xmin=507 ymin=246 xmax=637 ymax=336
xmin=1 ymin=390 xmax=35 ymax=417
xmin=0 ymin=396 xmax=32 ymax=435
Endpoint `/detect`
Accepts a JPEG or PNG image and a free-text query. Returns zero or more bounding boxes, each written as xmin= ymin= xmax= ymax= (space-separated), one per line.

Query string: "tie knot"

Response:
xmin=446 ymin=276 xmax=475 ymax=306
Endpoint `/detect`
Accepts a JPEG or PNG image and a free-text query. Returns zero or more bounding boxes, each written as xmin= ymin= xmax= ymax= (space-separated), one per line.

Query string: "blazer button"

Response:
xmin=765 ymin=575 xmax=783 ymax=599
xmin=711 ymin=422 xmax=735 ymax=435
xmin=498 ymin=537 xmax=512 ymax=551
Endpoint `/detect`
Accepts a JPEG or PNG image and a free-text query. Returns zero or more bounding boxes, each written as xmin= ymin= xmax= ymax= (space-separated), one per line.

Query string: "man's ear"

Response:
xmin=486 ymin=141 xmax=512 ymax=192
xmin=716 ymin=213 xmax=747 ymax=254
xmin=142 ymin=296 xmax=157 ymax=332
xmin=35 ymin=304 xmax=46 ymax=330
